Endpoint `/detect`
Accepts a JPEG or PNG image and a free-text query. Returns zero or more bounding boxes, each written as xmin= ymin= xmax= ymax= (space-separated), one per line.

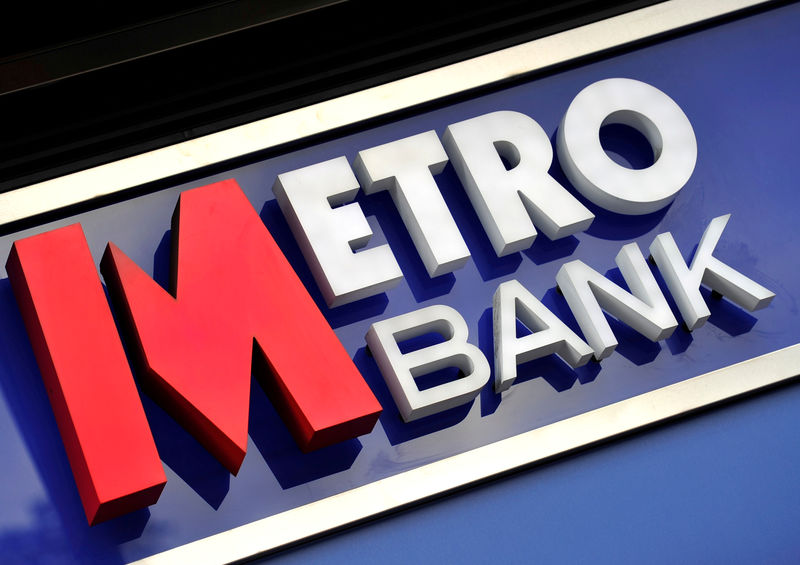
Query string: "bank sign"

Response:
xmin=1 ymin=4 xmax=798 ymax=564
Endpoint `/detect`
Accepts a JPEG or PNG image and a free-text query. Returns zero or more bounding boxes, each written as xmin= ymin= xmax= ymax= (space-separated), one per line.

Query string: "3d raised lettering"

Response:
xmin=4 ymin=77 xmax=780 ymax=527
xmin=443 ymin=110 xmax=594 ymax=256
xmin=274 ymin=156 xmax=403 ymax=307
xmin=102 ymin=179 xmax=382 ymax=474
xmin=6 ymin=225 xmax=166 ymax=525
xmin=354 ymin=130 xmax=470 ymax=277
xmin=493 ymin=279 xmax=593 ymax=392
xmin=557 ymin=78 xmax=697 ymax=215
xmin=365 ymin=305 xmax=490 ymax=421
xmin=556 ymin=242 xmax=678 ymax=360
xmin=649 ymin=215 xmax=775 ymax=330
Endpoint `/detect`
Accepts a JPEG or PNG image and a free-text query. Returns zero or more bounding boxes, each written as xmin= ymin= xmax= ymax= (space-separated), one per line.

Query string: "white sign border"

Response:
xmin=134 ymin=344 xmax=800 ymax=565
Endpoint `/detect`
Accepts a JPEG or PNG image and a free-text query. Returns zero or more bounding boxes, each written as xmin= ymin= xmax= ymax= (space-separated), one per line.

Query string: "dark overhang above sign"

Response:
xmin=0 ymin=0 xmax=664 ymax=193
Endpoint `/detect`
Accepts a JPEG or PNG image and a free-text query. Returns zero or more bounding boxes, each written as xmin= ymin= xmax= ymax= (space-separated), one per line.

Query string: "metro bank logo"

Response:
xmin=5 ymin=79 xmax=775 ymax=526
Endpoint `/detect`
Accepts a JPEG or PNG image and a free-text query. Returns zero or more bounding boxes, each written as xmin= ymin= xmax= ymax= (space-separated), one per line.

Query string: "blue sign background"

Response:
xmin=0 ymin=4 xmax=798 ymax=563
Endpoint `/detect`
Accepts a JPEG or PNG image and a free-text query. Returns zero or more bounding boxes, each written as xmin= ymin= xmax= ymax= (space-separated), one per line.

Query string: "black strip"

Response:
xmin=0 ymin=0 xmax=661 ymax=193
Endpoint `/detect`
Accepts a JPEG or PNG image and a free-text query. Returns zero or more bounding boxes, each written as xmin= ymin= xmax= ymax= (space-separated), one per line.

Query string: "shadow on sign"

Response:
xmin=0 ymin=278 xmax=148 ymax=564
xmin=248 ymin=375 xmax=363 ymax=490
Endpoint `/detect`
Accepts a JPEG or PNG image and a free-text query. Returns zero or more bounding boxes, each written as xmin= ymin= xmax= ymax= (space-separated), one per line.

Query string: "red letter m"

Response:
xmin=7 ymin=179 xmax=381 ymax=524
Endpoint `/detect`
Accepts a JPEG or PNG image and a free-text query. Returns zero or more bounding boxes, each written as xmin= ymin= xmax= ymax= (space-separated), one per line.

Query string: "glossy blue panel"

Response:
xmin=265 ymin=382 xmax=800 ymax=565
xmin=0 ymin=3 xmax=798 ymax=563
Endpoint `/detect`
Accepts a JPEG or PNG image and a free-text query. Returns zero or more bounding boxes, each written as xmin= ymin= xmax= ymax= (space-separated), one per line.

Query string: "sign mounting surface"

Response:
xmin=0 ymin=2 xmax=797 ymax=564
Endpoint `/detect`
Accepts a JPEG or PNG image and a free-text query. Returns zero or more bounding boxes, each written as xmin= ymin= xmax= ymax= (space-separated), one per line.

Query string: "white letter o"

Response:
xmin=557 ymin=78 xmax=697 ymax=215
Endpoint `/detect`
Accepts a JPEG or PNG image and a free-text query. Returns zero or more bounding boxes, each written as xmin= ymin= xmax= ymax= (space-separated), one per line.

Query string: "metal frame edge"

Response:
xmin=134 ymin=344 xmax=800 ymax=565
